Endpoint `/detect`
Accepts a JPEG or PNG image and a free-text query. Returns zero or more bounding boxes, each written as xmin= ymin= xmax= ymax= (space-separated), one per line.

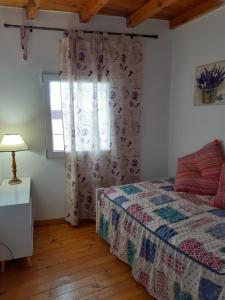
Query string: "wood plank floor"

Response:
xmin=0 ymin=223 xmax=153 ymax=300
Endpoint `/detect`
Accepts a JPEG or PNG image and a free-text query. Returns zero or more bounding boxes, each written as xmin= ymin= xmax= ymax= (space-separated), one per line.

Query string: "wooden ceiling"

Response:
xmin=0 ymin=0 xmax=224 ymax=29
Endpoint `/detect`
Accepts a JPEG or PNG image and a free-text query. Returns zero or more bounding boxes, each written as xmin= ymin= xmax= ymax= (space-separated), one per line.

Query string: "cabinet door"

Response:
xmin=0 ymin=203 xmax=33 ymax=261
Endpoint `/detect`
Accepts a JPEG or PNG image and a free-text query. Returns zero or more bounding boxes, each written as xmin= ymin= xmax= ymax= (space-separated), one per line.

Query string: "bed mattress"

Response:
xmin=96 ymin=178 xmax=225 ymax=300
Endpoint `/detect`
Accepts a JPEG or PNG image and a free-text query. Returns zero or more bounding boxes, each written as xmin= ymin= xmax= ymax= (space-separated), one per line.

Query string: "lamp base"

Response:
xmin=8 ymin=178 xmax=22 ymax=185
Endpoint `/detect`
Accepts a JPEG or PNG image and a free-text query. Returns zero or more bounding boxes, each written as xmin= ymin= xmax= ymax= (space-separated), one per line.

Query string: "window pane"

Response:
xmin=98 ymin=82 xmax=110 ymax=151
xmin=75 ymin=82 xmax=94 ymax=152
xmin=52 ymin=119 xmax=63 ymax=135
xmin=50 ymin=81 xmax=62 ymax=110
xmin=47 ymin=79 xmax=110 ymax=154
xmin=73 ymin=81 xmax=111 ymax=152
xmin=49 ymin=80 xmax=64 ymax=153
xmin=53 ymin=134 xmax=64 ymax=151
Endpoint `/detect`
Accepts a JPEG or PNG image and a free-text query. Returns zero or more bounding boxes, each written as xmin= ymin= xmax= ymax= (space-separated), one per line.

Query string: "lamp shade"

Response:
xmin=0 ymin=134 xmax=28 ymax=152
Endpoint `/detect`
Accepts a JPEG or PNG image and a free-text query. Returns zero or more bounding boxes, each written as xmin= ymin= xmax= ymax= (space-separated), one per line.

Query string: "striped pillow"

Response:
xmin=174 ymin=140 xmax=224 ymax=195
xmin=210 ymin=162 xmax=225 ymax=208
xmin=197 ymin=140 xmax=225 ymax=177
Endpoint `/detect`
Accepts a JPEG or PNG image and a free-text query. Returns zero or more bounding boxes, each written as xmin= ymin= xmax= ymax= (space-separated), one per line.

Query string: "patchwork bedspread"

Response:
xmin=96 ymin=178 xmax=225 ymax=300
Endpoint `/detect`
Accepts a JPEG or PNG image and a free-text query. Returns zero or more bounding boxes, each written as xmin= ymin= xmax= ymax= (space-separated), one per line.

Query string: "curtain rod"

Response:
xmin=4 ymin=23 xmax=159 ymax=39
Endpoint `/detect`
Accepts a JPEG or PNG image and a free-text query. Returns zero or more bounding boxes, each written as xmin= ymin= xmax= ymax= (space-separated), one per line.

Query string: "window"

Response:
xmin=73 ymin=81 xmax=110 ymax=152
xmin=43 ymin=74 xmax=110 ymax=158
xmin=43 ymin=74 xmax=64 ymax=158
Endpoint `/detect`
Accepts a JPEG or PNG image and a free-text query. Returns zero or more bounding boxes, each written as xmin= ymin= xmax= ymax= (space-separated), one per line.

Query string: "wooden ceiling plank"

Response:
xmin=26 ymin=0 xmax=40 ymax=19
xmin=127 ymin=0 xmax=179 ymax=27
xmin=0 ymin=0 xmax=27 ymax=7
xmin=39 ymin=0 xmax=82 ymax=13
xmin=170 ymin=0 xmax=225 ymax=29
xmin=80 ymin=0 xmax=110 ymax=23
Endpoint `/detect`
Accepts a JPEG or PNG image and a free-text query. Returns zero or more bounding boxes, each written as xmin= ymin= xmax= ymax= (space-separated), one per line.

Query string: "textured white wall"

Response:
xmin=168 ymin=7 xmax=225 ymax=176
xmin=0 ymin=7 xmax=172 ymax=219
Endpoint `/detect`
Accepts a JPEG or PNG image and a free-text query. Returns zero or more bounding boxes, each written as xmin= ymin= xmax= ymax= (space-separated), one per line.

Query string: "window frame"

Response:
xmin=42 ymin=73 xmax=111 ymax=158
xmin=42 ymin=73 xmax=64 ymax=159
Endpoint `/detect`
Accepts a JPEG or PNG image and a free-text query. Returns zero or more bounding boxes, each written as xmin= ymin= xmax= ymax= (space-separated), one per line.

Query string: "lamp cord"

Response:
xmin=0 ymin=241 xmax=14 ymax=260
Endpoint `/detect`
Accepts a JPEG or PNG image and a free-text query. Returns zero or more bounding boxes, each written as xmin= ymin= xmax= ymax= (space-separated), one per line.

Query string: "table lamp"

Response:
xmin=0 ymin=134 xmax=28 ymax=185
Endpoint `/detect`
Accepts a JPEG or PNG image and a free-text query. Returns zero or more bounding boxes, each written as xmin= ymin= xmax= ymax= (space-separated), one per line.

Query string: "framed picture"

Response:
xmin=194 ymin=60 xmax=225 ymax=106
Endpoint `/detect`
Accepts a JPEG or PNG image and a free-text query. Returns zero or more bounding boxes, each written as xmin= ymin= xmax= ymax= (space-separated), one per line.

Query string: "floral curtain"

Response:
xmin=59 ymin=31 xmax=143 ymax=226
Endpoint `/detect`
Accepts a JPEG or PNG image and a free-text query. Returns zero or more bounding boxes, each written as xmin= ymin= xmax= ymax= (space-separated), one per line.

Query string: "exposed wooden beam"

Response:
xmin=127 ymin=0 xmax=178 ymax=27
xmin=26 ymin=0 xmax=40 ymax=19
xmin=79 ymin=0 xmax=110 ymax=23
xmin=170 ymin=0 xmax=225 ymax=29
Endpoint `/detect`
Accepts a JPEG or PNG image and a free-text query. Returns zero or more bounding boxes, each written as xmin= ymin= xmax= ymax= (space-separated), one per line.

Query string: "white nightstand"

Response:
xmin=0 ymin=177 xmax=33 ymax=272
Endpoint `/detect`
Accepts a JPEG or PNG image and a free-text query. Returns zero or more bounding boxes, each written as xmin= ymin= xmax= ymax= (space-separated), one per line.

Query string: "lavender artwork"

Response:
xmin=194 ymin=61 xmax=225 ymax=106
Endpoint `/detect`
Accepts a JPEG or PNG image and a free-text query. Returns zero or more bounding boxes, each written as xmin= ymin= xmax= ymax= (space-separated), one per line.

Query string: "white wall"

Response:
xmin=0 ymin=8 xmax=171 ymax=220
xmin=168 ymin=7 xmax=225 ymax=176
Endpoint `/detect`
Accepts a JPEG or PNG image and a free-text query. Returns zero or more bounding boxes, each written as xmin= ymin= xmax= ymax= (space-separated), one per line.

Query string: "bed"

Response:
xmin=96 ymin=178 xmax=225 ymax=300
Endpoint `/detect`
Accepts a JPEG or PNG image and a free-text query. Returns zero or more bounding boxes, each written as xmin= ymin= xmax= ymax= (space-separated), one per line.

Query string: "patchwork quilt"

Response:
xmin=96 ymin=178 xmax=225 ymax=300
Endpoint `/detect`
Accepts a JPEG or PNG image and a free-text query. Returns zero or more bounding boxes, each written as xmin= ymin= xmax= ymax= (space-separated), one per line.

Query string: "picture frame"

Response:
xmin=194 ymin=60 xmax=225 ymax=106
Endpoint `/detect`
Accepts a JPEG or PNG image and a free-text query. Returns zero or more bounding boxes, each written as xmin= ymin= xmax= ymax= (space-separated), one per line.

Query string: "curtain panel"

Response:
xmin=59 ymin=31 xmax=143 ymax=226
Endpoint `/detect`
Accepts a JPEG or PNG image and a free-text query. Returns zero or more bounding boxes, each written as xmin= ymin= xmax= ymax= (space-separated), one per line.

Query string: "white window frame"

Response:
xmin=42 ymin=73 xmax=64 ymax=158
xmin=42 ymin=73 xmax=111 ymax=158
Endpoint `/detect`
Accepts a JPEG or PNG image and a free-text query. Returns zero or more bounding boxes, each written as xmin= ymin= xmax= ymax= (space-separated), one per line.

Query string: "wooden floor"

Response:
xmin=0 ymin=223 xmax=153 ymax=300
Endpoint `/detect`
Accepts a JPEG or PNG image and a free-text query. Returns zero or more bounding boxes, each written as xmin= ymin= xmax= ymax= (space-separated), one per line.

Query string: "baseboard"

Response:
xmin=34 ymin=218 xmax=66 ymax=227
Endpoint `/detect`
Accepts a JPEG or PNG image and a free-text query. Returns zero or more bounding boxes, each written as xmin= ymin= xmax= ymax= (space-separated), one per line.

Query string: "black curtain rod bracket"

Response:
xmin=4 ymin=23 xmax=159 ymax=39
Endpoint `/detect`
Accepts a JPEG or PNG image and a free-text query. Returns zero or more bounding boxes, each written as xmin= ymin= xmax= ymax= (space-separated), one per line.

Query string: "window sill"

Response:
xmin=46 ymin=150 xmax=64 ymax=159
xmin=46 ymin=149 xmax=111 ymax=159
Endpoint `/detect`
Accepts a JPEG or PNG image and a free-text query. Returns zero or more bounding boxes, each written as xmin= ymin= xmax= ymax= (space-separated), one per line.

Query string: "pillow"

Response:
xmin=174 ymin=140 xmax=224 ymax=195
xmin=197 ymin=140 xmax=225 ymax=177
xmin=210 ymin=162 xmax=225 ymax=208
xmin=175 ymin=151 xmax=198 ymax=174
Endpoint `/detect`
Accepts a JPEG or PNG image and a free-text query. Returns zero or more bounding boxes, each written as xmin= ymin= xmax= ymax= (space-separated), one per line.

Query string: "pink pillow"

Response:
xmin=210 ymin=162 xmax=225 ymax=208
xmin=197 ymin=140 xmax=225 ymax=177
xmin=174 ymin=140 xmax=224 ymax=195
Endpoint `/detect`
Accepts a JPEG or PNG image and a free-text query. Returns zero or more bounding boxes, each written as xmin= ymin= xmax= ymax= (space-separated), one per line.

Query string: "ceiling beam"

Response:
xmin=127 ymin=0 xmax=178 ymax=27
xmin=79 ymin=0 xmax=110 ymax=23
xmin=26 ymin=0 xmax=40 ymax=19
xmin=170 ymin=0 xmax=225 ymax=29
